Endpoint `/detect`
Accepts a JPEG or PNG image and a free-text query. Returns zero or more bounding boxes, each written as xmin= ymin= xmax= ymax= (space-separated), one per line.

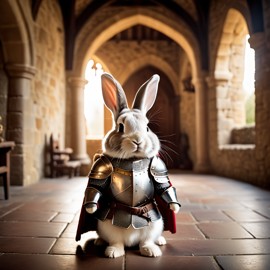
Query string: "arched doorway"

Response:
xmin=123 ymin=66 xmax=179 ymax=168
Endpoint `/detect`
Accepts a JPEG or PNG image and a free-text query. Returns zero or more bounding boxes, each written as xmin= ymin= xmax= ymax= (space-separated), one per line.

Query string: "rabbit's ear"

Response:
xmin=132 ymin=74 xmax=160 ymax=114
xmin=101 ymin=73 xmax=128 ymax=118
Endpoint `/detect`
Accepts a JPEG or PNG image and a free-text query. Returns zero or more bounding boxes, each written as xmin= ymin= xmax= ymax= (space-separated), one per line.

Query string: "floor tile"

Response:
xmin=197 ymin=222 xmax=253 ymax=239
xmin=51 ymin=213 xmax=75 ymax=223
xmin=0 ymin=202 xmax=23 ymax=217
xmin=50 ymin=232 xmax=98 ymax=255
xmin=0 ymin=237 xmax=56 ymax=253
xmin=125 ymin=255 xmax=220 ymax=270
xmin=176 ymin=211 xmax=197 ymax=223
xmin=0 ymin=209 xmax=57 ymax=222
xmin=224 ymin=210 xmax=269 ymax=222
xmin=19 ymin=201 xmax=81 ymax=214
xmin=163 ymin=224 xmax=205 ymax=240
xmin=50 ymin=238 xmax=83 ymax=255
xmin=0 ymin=253 xmax=124 ymax=270
xmin=216 ymin=255 xmax=270 ymax=270
xmin=61 ymin=222 xmax=78 ymax=238
xmin=161 ymin=239 xmax=270 ymax=256
xmin=250 ymin=208 xmax=270 ymax=219
xmin=0 ymin=221 xmax=67 ymax=237
xmin=192 ymin=210 xmax=232 ymax=222
xmin=240 ymin=222 xmax=270 ymax=238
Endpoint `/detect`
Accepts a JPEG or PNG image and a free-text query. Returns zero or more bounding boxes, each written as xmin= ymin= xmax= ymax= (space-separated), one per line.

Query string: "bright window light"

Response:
xmin=84 ymin=59 xmax=104 ymax=139
xmin=243 ymin=35 xmax=255 ymax=124
xmin=243 ymin=35 xmax=255 ymax=97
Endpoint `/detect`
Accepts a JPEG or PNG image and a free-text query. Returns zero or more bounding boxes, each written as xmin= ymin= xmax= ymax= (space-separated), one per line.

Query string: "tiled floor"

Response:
xmin=0 ymin=173 xmax=270 ymax=270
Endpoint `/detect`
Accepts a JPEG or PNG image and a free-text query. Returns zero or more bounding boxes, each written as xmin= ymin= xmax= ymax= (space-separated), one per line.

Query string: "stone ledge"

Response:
xmin=230 ymin=125 xmax=255 ymax=144
xmin=219 ymin=144 xmax=255 ymax=150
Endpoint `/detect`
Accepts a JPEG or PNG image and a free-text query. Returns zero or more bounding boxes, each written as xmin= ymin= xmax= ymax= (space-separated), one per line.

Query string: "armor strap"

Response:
xmin=108 ymin=201 xmax=155 ymax=222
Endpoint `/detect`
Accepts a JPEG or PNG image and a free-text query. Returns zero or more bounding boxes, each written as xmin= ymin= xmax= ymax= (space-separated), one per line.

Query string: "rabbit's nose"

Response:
xmin=132 ymin=138 xmax=143 ymax=145
xmin=132 ymin=140 xmax=140 ymax=146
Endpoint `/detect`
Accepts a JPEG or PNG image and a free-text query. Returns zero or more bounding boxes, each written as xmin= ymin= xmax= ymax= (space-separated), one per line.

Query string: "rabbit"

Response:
xmin=76 ymin=72 xmax=180 ymax=258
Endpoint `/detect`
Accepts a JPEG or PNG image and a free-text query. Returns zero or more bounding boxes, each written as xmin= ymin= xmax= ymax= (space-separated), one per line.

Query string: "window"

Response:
xmin=243 ymin=35 xmax=255 ymax=124
xmin=84 ymin=59 xmax=104 ymax=139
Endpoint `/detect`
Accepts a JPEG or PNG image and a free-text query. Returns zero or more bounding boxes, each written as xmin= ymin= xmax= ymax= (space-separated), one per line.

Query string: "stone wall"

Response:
xmin=96 ymin=40 xmax=181 ymax=79
xmin=208 ymin=0 xmax=270 ymax=187
xmin=32 ymin=0 xmax=65 ymax=180
xmin=230 ymin=125 xmax=255 ymax=144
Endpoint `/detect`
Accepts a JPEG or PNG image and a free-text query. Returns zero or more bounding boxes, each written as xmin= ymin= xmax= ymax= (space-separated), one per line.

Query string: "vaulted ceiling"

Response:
xmin=31 ymin=0 xmax=264 ymax=70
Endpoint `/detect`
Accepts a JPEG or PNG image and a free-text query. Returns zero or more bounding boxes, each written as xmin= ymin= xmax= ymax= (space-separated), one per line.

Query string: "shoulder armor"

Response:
xmin=150 ymin=156 xmax=169 ymax=183
xmin=88 ymin=154 xmax=113 ymax=179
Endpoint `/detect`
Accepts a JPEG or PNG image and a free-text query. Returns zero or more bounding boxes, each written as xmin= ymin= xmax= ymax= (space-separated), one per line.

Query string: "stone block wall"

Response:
xmin=31 ymin=0 xmax=65 ymax=181
xmin=96 ymin=40 xmax=181 ymax=79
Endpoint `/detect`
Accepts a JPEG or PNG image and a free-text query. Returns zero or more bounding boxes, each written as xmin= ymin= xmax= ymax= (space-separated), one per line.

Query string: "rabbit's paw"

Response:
xmin=94 ymin=237 xmax=106 ymax=246
xmin=155 ymin=236 xmax=166 ymax=246
xmin=105 ymin=245 xmax=125 ymax=258
xmin=170 ymin=203 xmax=180 ymax=214
xmin=85 ymin=203 xmax=97 ymax=214
xmin=140 ymin=243 xmax=162 ymax=257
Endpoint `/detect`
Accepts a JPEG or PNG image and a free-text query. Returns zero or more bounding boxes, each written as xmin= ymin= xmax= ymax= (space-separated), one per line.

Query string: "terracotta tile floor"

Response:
xmin=0 ymin=173 xmax=270 ymax=270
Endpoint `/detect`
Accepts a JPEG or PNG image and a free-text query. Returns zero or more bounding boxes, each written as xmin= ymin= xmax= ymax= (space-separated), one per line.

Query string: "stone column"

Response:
xmin=193 ymin=74 xmax=211 ymax=173
xmin=5 ymin=64 xmax=36 ymax=185
xmin=249 ymin=32 xmax=270 ymax=183
xmin=67 ymin=76 xmax=91 ymax=167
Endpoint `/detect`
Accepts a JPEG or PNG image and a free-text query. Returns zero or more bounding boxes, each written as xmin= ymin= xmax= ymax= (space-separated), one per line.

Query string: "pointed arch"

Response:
xmin=73 ymin=9 xmax=200 ymax=80
xmin=0 ymin=0 xmax=34 ymax=65
xmin=214 ymin=8 xmax=254 ymax=145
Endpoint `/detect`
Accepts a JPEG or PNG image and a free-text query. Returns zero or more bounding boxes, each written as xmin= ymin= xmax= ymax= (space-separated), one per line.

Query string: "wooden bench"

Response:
xmin=49 ymin=134 xmax=81 ymax=178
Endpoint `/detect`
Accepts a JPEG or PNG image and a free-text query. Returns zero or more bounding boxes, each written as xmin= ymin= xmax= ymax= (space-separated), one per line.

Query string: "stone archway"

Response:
xmin=214 ymin=8 xmax=250 ymax=145
xmin=72 ymin=8 xmax=210 ymax=172
xmin=0 ymin=1 xmax=33 ymax=65
xmin=74 ymin=10 xmax=200 ymax=79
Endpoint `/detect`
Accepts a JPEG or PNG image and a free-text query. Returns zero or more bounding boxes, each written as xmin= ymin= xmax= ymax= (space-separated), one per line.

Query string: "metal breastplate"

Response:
xmin=96 ymin=157 xmax=161 ymax=229
xmin=110 ymin=158 xmax=154 ymax=207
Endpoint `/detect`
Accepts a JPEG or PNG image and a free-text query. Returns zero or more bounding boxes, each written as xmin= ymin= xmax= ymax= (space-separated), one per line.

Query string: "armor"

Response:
xmin=83 ymin=154 xmax=180 ymax=229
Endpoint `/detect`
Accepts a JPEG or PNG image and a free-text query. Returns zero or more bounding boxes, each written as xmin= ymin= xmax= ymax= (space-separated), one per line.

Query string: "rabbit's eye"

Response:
xmin=118 ymin=123 xmax=124 ymax=133
xmin=146 ymin=126 xmax=149 ymax=132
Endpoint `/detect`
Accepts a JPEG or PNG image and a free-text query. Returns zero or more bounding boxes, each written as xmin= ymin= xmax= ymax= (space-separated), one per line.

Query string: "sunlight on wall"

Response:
xmin=243 ymin=35 xmax=255 ymax=124
xmin=84 ymin=59 xmax=104 ymax=139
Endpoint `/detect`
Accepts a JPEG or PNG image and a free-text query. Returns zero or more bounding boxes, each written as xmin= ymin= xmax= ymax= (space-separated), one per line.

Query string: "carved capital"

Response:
xmin=5 ymin=64 xmax=36 ymax=79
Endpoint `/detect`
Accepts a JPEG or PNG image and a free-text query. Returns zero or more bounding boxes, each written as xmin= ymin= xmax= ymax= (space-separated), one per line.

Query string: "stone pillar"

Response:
xmin=67 ymin=76 xmax=91 ymax=168
xmin=212 ymin=71 xmax=233 ymax=146
xmin=193 ymin=74 xmax=211 ymax=173
xmin=249 ymin=32 xmax=270 ymax=183
xmin=5 ymin=64 xmax=36 ymax=185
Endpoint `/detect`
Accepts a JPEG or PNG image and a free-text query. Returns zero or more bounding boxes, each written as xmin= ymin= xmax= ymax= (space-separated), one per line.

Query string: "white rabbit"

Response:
xmin=76 ymin=73 xmax=180 ymax=258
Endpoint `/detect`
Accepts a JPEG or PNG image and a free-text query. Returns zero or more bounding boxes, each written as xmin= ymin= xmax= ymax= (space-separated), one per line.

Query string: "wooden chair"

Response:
xmin=49 ymin=134 xmax=81 ymax=178
xmin=0 ymin=141 xmax=15 ymax=199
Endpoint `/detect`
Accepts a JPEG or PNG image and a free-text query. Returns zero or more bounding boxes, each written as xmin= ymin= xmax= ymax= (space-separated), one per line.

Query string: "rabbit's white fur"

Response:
xmin=97 ymin=219 xmax=165 ymax=258
xmin=87 ymin=73 xmax=179 ymax=258
xmin=103 ymin=110 xmax=160 ymax=159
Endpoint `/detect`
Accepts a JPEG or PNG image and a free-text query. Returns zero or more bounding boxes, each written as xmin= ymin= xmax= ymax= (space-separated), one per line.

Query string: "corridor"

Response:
xmin=0 ymin=173 xmax=269 ymax=270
